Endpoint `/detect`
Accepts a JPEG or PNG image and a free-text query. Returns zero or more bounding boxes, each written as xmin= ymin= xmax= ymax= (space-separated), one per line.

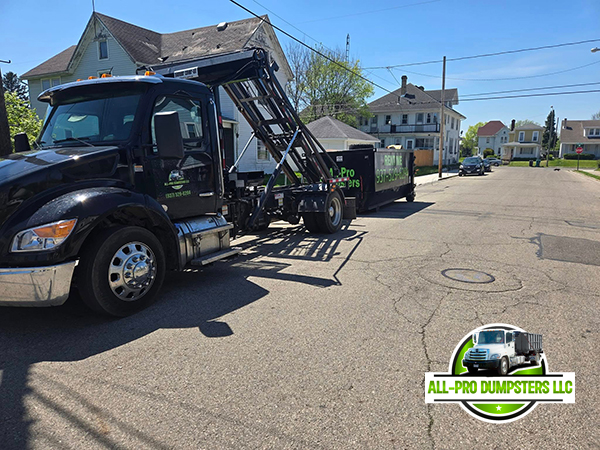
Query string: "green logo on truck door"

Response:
xmin=424 ymin=323 xmax=575 ymax=423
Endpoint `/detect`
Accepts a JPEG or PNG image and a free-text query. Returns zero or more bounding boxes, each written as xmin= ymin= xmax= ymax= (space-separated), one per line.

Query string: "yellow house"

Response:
xmin=501 ymin=124 xmax=543 ymax=159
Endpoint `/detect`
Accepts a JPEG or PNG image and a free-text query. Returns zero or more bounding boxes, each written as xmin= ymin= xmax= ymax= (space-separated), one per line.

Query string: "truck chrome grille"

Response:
xmin=468 ymin=349 xmax=488 ymax=361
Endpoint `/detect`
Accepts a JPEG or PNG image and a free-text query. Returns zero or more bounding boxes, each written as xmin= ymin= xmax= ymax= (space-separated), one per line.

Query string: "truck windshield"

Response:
xmin=478 ymin=331 xmax=504 ymax=344
xmin=39 ymin=94 xmax=142 ymax=147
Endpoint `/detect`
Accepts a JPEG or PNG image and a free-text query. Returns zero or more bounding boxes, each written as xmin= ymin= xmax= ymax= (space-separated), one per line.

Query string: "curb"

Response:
xmin=416 ymin=173 xmax=459 ymax=186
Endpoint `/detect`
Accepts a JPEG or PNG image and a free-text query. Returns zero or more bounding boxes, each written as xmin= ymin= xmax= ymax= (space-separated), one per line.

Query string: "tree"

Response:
xmin=592 ymin=110 xmax=600 ymax=120
xmin=514 ymin=119 xmax=541 ymax=128
xmin=542 ymin=109 xmax=557 ymax=153
xmin=461 ymin=121 xmax=485 ymax=156
xmin=4 ymin=91 xmax=42 ymax=151
xmin=2 ymin=71 xmax=28 ymax=102
xmin=286 ymin=43 xmax=373 ymax=127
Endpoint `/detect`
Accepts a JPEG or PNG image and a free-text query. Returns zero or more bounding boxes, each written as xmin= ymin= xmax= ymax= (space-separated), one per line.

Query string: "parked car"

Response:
xmin=486 ymin=157 xmax=502 ymax=166
xmin=459 ymin=157 xmax=485 ymax=176
xmin=482 ymin=158 xmax=492 ymax=172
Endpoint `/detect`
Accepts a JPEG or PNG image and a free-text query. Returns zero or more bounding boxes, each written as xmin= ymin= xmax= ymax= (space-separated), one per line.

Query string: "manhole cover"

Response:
xmin=441 ymin=269 xmax=495 ymax=284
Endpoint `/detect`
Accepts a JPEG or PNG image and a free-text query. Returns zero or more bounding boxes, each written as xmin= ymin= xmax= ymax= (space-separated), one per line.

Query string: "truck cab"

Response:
xmin=0 ymin=50 xmax=353 ymax=317
xmin=462 ymin=329 xmax=542 ymax=375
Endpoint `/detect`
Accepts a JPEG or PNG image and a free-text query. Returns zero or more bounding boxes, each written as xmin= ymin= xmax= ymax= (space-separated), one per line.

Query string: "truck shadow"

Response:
xmin=0 ymin=224 xmax=364 ymax=449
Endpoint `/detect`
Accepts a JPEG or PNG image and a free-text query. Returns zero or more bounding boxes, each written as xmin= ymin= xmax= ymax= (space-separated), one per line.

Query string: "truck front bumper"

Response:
xmin=463 ymin=359 xmax=500 ymax=370
xmin=0 ymin=261 xmax=78 ymax=307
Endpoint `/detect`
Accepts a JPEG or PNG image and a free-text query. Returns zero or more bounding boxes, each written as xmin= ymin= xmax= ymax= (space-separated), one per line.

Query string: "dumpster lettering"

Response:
xmin=330 ymin=167 xmax=361 ymax=188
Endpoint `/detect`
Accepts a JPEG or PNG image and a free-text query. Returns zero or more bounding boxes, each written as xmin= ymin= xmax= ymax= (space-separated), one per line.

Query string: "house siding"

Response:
xmin=26 ymin=21 xmax=138 ymax=118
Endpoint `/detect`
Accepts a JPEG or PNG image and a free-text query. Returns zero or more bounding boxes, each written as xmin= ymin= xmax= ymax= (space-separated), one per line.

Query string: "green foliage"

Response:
xmin=483 ymin=148 xmax=494 ymax=158
xmin=2 ymin=71 xmax=28 ymax=102
xmin=461 ymin=121 xmax=485 ymax=156
xmin=4 ymin=91 xmax=42 ymax=150
xmin=563 ymin=152 xmax=596 ymax=160
xmin=542 ymin=110 xmax=557 ymax=150
xmin=592 ymin=110 xmax=600 ymax=120
xmin=288 ymin=43 xmax=374 ymax=127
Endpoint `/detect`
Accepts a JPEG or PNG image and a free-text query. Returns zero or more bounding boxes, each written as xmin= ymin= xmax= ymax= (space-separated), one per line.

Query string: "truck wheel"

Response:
xmin=302 ymin=213 xmax=321 ymax=233
xmin=497 ymin=357 xmax=509 ymax=375
xmin=316 ymin=190 xmax=344 ymax=234
xmin=77 ymin=226 xmax=166 ymax=317
xmin=530 ymin=355 xmax=538 ymax=366
xmin=467 ymin=366 xmax=478 ymax=374
xmin=406 ymin=193 xmax=415 ymax=202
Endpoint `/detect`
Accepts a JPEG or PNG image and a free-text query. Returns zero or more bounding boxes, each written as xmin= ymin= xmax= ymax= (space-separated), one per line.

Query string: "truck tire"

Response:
xmin=497 ymin=357 xmax=509 ymax=375
xmin=530 ymin=355 xmax=538 ymax=366
xmin=317 ymin=190 xmax=344 ymax=234
xmin=77 ymin=226 xmax=166 ymax=317
xmin=406 ymin=193 xmax=415 ymax=202
xmin=467 ymin=366 xmax=478 ymax=374
xmin=302 ymin=213 xmax=321 ymax=233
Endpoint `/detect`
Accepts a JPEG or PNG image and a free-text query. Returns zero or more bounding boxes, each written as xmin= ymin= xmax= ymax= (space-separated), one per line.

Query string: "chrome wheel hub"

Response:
xmin=108 ymin=242 xmax=156 ymax=301
xmin=329 ymin=197 xmax=342 ymax=227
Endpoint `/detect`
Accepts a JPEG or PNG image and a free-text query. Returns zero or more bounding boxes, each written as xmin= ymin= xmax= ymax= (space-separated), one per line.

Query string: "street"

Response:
xmin=1 ymin=167 xmax=598 ymax=449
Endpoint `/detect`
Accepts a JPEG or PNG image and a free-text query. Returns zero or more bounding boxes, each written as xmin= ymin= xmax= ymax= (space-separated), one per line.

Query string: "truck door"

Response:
xmin=147 ymin=95 xmax=217 ymax=219
xmin=506 ymin=332 xmax=515 ymax=356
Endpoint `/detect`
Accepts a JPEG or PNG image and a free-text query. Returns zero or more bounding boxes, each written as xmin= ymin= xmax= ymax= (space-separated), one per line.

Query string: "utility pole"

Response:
xmin=546 ymin=107 xmax=554 ymax=168
xmin=0 ymin=59 xmax=12 ymax=156
xmin=438 ymin=56 xmax=446 ymax=178
xmin=345 ymin=34 xmax=350 ymax=62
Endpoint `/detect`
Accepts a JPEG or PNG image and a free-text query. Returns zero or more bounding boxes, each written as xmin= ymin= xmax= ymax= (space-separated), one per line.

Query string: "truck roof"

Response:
xmin=38 ymin=75 xmax=208 ymax=103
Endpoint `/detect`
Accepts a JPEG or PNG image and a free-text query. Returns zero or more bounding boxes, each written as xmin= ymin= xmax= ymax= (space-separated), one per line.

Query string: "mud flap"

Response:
xmin=343 ymin=197 xmax=357 ymax=220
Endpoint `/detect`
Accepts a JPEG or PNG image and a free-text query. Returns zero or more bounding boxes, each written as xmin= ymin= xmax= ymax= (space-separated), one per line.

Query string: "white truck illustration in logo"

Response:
xmin=463 ymin=329 xmax=543 ymax=375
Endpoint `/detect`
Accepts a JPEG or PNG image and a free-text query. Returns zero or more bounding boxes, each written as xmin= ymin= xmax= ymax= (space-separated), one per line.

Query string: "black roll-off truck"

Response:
xmin=0 ymin=49 xmax=355 ymax=316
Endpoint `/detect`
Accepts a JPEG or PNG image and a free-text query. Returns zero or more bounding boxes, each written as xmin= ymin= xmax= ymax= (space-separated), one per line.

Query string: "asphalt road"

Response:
xmin=1 ymin=167 xmax=599 ymax=449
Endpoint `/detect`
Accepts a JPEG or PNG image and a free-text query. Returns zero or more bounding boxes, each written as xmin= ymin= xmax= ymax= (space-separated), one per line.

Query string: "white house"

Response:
xmin=559 ymin=119 xmax=600 ymax=158
xmin=306 ymin=116 xmax=379 ymax=150
xmin=21 ymin=12 xmax=292 ymax=174
xmin=477 ymin=121 xmax=509 ymax=155
xmin=358 ymin=75 xmax=465 ymax=165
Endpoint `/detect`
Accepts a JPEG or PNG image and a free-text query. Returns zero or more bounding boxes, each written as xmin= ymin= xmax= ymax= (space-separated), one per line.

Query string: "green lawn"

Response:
xmin=508 ymin=159 xmax=599 ymax=168
xmin=575 ymin=170 xmax=600 ymax=181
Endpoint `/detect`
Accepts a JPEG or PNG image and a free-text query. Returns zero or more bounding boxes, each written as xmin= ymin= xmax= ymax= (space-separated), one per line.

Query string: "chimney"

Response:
xmin=562 ymin=118 xmax=567 ymax=129
xmin=401 ymin=75 xmax=407 ymax=96
xmin=510 ymin=119 xmax=515 ymax=131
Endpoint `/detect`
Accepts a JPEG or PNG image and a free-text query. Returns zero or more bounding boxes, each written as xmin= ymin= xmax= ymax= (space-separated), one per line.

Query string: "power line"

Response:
xmin=229 ymin=0 xmax=399 ymax=97
xmin=460 ymin=89 xmax=600 ymax=102
xmin=364 ymin=38 xmax=600 ymax=69
xmin=398 ymin=60 xmax=600 ymax=81
xmin=248 ymin=0 xmax=400 ymax=90
xmin=299 ymin=0 xmax=441 ymax=24
xmin=460 ymin=81 xmax=600 ymax=97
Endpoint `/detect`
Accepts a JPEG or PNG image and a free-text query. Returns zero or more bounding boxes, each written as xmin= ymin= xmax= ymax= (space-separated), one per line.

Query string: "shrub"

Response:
xmin=564 ymin=153 xmax=596 ymax=160
xmin=483 ymin=148 xmax=495 ymax=158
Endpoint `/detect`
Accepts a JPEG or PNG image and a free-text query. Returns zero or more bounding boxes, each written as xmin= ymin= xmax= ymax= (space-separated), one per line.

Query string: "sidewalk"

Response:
xmin=415 ymin=169 xmax=459 ymax=186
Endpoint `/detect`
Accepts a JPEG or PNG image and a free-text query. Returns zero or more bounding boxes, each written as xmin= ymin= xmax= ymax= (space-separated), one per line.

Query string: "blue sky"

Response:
xmin=1 ymin=0 xmax=599 ymax=130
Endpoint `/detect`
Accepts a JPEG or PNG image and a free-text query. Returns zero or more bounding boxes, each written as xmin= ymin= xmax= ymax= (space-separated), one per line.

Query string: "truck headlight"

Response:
xmin=11 ymin=219 xmax=77 ymax=252
xmin=489 ymin=353 xmax=500 ymax=360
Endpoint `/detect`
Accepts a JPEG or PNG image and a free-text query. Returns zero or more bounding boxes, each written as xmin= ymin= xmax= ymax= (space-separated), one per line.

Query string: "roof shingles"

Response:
xmin=306 ymin=116 xmax=379 ymax=141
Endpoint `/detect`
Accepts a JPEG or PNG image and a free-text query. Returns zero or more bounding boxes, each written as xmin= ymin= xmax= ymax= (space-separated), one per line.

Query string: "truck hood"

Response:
xmin=0 ymin=146 xmax=120 ymax=228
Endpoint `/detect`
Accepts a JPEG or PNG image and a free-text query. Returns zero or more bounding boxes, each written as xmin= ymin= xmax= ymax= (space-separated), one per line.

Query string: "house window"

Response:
xmin=41 ymin=77 xmax=61 ymax=91
xmin=185 ymin=123 xmax=199 ymax=138
xmin=405 ymin=140 xmax=413 ymax=149
xmin=380 ymin=139 xmax=386 ymax=148
xmin=587 ymin=128 xmax=600 ymax=136
xmin=532 ymin=131 xmax=539 ymax=142
xmin=518 ymin=131 xmax=525 ymax=142
xmin=433 ymin=114 xmax=437 ymax=123
xmin=385 ymin=115 xmax=391 ymax=125
xmin=401 ymin=114 xmax=408 ymax=124
xmin=416 ymin=113 xmax=424 ymax=123
xmin=371 ymin=116 xmax=377 ymax=126
xmin=395 ymin=138 xmax=401 ymax=145
xmin=98 ymin=40 xmax=109 ymax=60
xmin=426 ymin=113 xmax=431 ymax=124
xmin=451 ymin=117 xmax=455 ymax=129
xmin=486 ymin=137 xmax=490 ymax=144
xmin=257 ymin=139 xmax=270 ymax=160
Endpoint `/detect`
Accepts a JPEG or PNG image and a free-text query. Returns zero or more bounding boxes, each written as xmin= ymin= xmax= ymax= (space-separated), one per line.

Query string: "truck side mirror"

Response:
xmin=14 ymin=133 xmax=31 ymax=153
xmin=154 ymin=111 xmax=184 ymax=159
xmin=472 ymin=333 xmax=477 ymax=344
